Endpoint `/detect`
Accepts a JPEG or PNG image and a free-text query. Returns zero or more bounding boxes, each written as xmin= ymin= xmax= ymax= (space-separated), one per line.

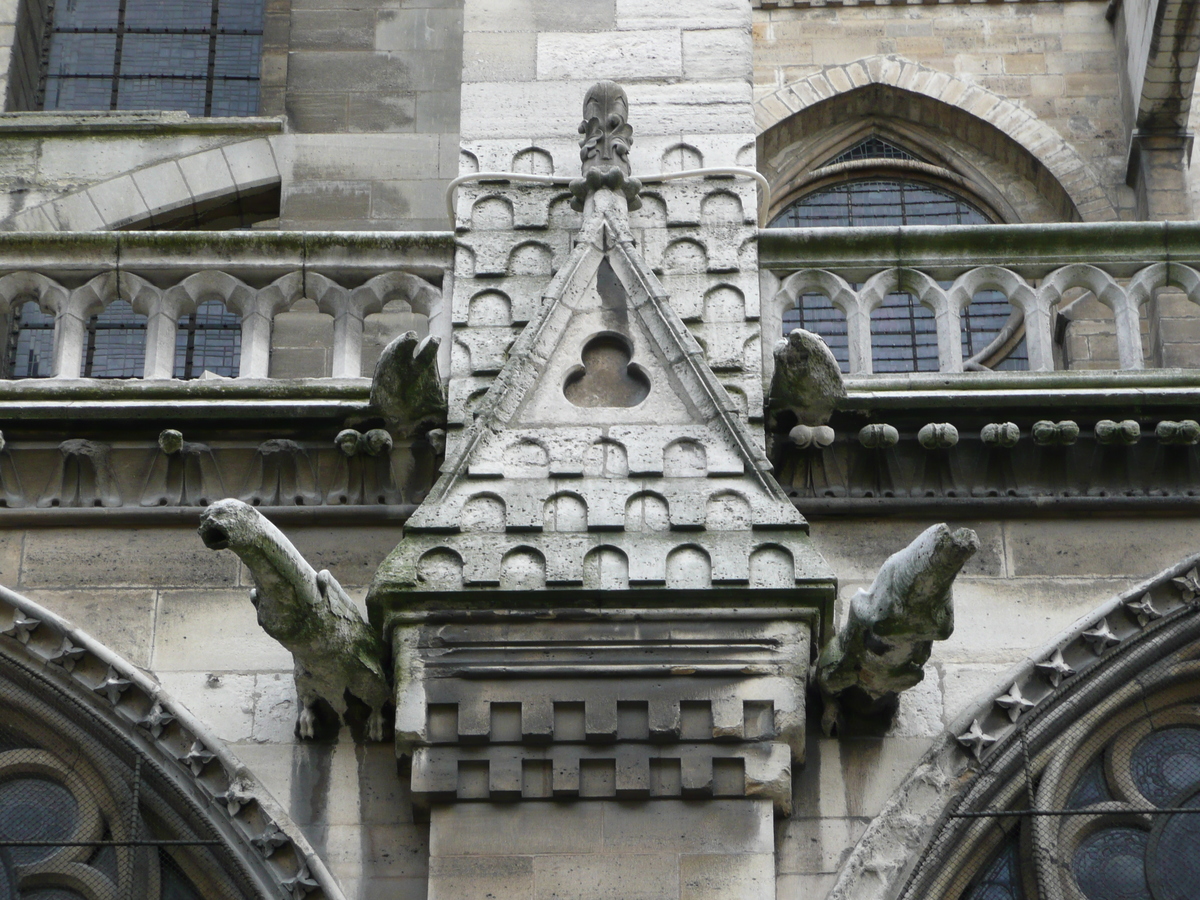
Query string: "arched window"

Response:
xmin=82 ymin=300 xmax=146 ymax=378
xmin=8 ymin=299 xmax=55 ymax=378
xmin=39 ymin=0 xmax=264 ymax=116
xmin=174 ymin=299 xmax=241 ymax=378
xmin=770 ymin=137 xmax=1028 ymax=373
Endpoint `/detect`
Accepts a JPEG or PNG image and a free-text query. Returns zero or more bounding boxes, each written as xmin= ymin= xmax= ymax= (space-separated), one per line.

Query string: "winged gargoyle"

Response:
xmin=198 ymin=499 xmax=390 ymax=740
xmin=816 ymin=523 xmax=979 ymax=735
xmin=370 ymin=332 xmax=445 ymax=437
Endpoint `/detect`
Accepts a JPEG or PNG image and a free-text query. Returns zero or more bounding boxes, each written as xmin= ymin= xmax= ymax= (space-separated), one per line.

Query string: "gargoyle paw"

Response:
xmin=298 ymin=704 xmax=317 ymax=740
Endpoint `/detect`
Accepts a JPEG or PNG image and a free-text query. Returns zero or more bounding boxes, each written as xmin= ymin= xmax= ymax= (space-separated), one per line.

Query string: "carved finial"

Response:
xmin=957 ymin=719 xmax=997 ymax=761
xmin=1035 ymin=647 xmax=1075 ymax=687
xmin=570 ymin=81 xmax=642 ymax=212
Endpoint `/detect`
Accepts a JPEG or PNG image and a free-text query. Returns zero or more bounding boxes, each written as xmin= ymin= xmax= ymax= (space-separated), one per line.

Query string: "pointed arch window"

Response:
xmin=82 ymin=300 xmax=146 ymax=378
xmin=8 ymin=300 xmax=55 ymax=378
xmin=770 ymin=136 xmax=1028 ymax=373
xmin=174 ymin=299 xmax=241 ymax=378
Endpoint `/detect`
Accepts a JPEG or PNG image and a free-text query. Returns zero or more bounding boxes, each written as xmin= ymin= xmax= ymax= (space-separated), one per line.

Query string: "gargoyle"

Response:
xmin=198 ymin=499 xmax=390 ymax=740
xmin=816 ymin=523 xmax=979 ymax=735
xmin=369 ymin=332 xmax=445 ymax=437
xmin=769 ymin=329 xmax=846 ymax=427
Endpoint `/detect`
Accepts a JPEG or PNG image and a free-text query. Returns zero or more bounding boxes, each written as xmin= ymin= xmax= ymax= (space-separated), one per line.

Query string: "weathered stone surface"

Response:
xmin=199 ymin=499 xmax=390 ymax=740
xmin=817 ymin=523 xmax=979 ymax=734
xmin=769 ymin=328 xmax=846 ymax=426
xmin=370 ymin=331 xmax=446 ymax=436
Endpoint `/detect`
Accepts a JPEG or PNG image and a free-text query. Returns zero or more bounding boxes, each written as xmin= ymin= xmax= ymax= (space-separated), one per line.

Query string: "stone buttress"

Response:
xmin=366 ymin=82 xmax=836 ymax=900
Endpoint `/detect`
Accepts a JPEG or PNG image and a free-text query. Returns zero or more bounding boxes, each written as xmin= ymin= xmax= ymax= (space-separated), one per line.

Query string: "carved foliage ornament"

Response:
xmin=570 ymin=80 xmax=643 ymax=211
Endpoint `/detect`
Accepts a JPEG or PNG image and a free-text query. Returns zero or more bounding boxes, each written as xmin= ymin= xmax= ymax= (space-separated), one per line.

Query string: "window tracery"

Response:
xmin=769 ymin=136 xmax=1029 ymax=373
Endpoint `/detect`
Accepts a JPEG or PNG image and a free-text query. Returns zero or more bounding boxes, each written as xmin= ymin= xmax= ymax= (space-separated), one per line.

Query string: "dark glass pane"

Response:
xmin=174 ymin=300 xmax=241 ymax=378
xmin=160 ymin=848 xmax=204 ymax=900
xmin=962 ymin=290 xmax=1028 ymax=370
xmin=125 ymin=0 xmax=212 ymax=30
xmin=214 ymin=34 xmax=261 ymax=78
xmin=768 ymin=179 xmax=991 ymax=230
xmin=210 ymin=78 xmax=259 ymax=116
xmin=120 ymin=34 xmax=209 ymax=76
xmin=219 ymin=0 xmax=265 ymax=32
xmin=1149 ymin=790 xmax=1200 ymax=900
xmin=43 ymin=76 xmax=114 ymax=111
xmin=963 ymin=832 xmax=1023 ymax=900
xmin=118 ymin=77 xmax=207 ymax=115
xmin=10 ymin=300 xmax=56 ymax=379
xmin=826 ymin=137 xmax=918 ymax=166
xmin=45 ymin=32 xmax=118 ymax=77
xmin=1067 ymin=756 xmax=1112 ymax=808
xmin=1131 ymin=727 xmax=1200 ymax=807
xmin=871 ymin=292 xmax=938 ymax=373
xmin=53 ymin=0 xmax=120 ymax=31
xmin=84 ymin=300 xmax=145 ymax=378
xmin=0 ymin=776 xmax=78 ymax=865
xmin=1072 ymin=827 xmax=1150 ymax=900
xmin=783 ymin=293 xmax=849 ymax=373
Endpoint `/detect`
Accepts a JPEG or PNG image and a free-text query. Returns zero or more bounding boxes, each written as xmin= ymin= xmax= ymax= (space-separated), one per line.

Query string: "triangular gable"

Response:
xmin=368 ymin=191 xmax=835 ymax=615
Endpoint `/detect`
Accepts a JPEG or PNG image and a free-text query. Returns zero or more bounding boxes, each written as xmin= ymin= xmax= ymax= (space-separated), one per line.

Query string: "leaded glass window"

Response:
xmin=81 ymin=300 xmax=145 ymax=378
xmin=769 ymin=143 xmax=1028 ymax=372
xmin=40 ymin=0 xmax=264 ymax=117
xmin=8 ymin=300 xmax=56 ymax=378
xmin=174 ymin=300 xmax=241 ymax=378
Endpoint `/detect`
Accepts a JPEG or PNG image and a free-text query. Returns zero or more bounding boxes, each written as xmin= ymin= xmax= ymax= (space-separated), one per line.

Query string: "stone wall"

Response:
xmin=2 ymin=511 xmax=1193 ymax=896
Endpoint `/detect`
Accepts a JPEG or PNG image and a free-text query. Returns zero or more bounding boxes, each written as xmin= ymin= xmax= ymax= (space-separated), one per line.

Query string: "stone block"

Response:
xmin=776 ymin=873 xmax=837 ymax=900
xmin=282 ymin=183 xmax=372 ymax=223
xmin=536 ymin=31 xmax=684 ymax=82
xmin=464 ymin=0 xmax=615 ymax=33
xmin=431 ymin=802 xmax=603 ymax=856
xmin=615 ymin=0 xmax=748 ymax=31
xmin=0 ymin=529 xmax=23 ymax=585
xmin=679 ymin=852 xmax=774 ymax=900
xmin=269 ymin=346 xmax=331 ymax=378
xmin=376 ymin=7 xmax=464 ymax=51
xmin=176 ymin=147 xmax=238 ymax=205
xmin=370 ymin=180 xmax=448 ymax=224
xmin=252 ymin=672 xmax=299 ymax=742
xmin=286 ymin=51 xmax=412 ymax=94
xmin=463 ymin=31 xmax=537 ymax=82
xmin=602 ymin=800 xmax=773 ymax=854
xmin=889 ymin=664 xmax=944 ymax=737
xmin=289 ymin=9 xmax=376 ymax=50
xmin=776 ymin=817 xmax=866 ymax=875
xmin=284 ymin=526 xmax=408 ymax=587
xmin=131 ymin=162 xmax=194 ymax=221
xmin=532 ymin=853 xmax=681 ymax=900
xmin=323 ymin=822 xmax=430 ymax=879
xmin=682 ymin=28 xmax=753 ymax=82
xmin=221 ymin=139 xmax=280 ymax=191
xmin=940 ymin=662 xmax=1014 ymax=723
xmin=21 ymin=528 xmax=238 ymax=589
xmin=21 ymin=589 xmax=156 ymax=667
xmin=428 ymin=855 xmax=534 ymax=900
xmin=940 ymin=578 xmax=1116 ymax=664
xmin=156 ymin=671 xmax=256 ymax=742
xmin=153 ymin=588 xmax=294 ymax=671
xmin=833 ymin=736 xmax=930 ymax=819
xmin=50 ymin=192 xmax=106 ymax=231
xmin=808 ymin=519 xmax=1003 ymax=580
xmin=413 ymin=89 xmax=463 ymax=132
xmin=1004 ymin=518 xmax=1200 ymax=578
xmin=285 ymin=92 xmax=350 ymax=132
xmin=292 ymin=134 xmax=442 ymax=182
xmin=347 ymin=92 xmax=419 ymax=132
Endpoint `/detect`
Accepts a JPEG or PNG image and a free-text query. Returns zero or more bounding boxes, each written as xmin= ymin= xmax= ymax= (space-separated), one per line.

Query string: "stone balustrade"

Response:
xmin=759 ymin=222 xmax=1200 ymax=374
xmin=0 ymin=232 xmax=453 ymax=380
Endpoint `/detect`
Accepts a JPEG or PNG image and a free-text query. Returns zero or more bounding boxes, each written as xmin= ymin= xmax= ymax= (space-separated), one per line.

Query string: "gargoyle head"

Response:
xmin=198 ymin=498 xmax=260 ymax=552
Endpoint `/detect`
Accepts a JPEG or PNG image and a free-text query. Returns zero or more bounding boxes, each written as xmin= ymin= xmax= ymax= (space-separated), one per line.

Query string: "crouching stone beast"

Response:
xmin=198 ymin=498 xmax=390 ymax=741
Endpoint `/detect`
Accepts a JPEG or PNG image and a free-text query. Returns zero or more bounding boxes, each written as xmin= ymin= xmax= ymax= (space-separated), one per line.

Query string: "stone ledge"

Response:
xmin=0 ymin=112 xmax=286 ymax=135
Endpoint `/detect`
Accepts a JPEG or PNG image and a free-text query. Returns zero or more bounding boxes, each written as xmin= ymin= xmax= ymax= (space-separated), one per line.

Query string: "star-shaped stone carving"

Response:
xmin=1081 ymin=618 xmax=1121 ymax=655
xmin=215 ymin=784 xmax=255 ymax=816
xmin=282 ymin=865 xmax=320 ymax=899
xmin=1173 ymin=568 xmax=1200 ymax=601
xmin=1036 ymin=648 xmax=1076 ymax=687
xmin=138 ymin=702 xmax=176 ymax=739
xmin=3 ymin=612 xmax=40 ymax=644
xmin=93 ymin=666 xmax=132 ymax=704
xmin=48 ymin=636 xmax=87 ymax=672
xmin=179 ymin=740 xmax=216 ymax=776
xmin=957 ymin=719 xmax=997 ymax=761
xmin=995 ymin=683 xmax=1035 ymax=723
xmin=251 ymin=826 xmax=290 ymax=858
xmin=1124 ymin=594 xmax=1163 ymax=627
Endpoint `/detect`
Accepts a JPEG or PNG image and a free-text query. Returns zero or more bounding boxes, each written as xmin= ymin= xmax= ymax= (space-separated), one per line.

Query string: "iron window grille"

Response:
xmin=173 ymin=299 xmax=241 ymax=379
xmin=38 ymin=0 xmax=264 ymax=117
xmin=81 ymin=300 xmax=145 ymax=378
